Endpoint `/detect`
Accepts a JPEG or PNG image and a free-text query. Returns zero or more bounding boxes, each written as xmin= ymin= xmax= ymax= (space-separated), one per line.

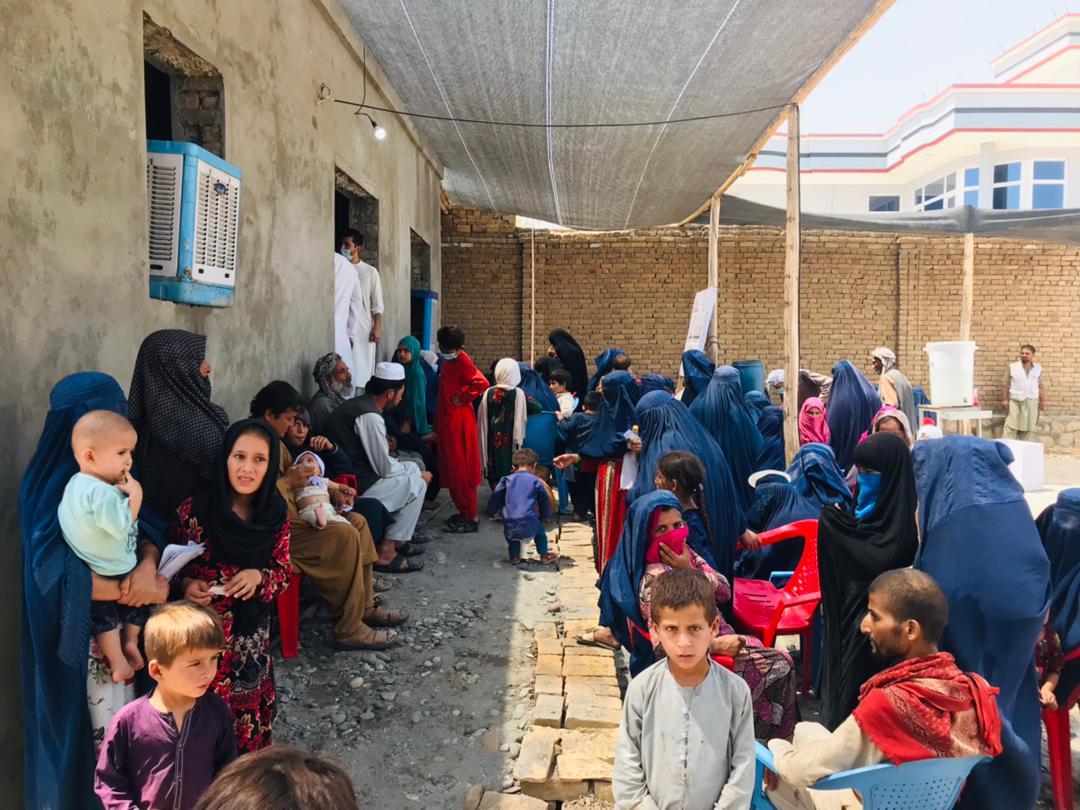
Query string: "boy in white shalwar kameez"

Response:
xmin=614 ymin=567 xmax=756 ymax=810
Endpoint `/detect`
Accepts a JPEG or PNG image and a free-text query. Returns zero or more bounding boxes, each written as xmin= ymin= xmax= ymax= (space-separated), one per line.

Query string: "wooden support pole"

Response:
xmin=783 ymin=104 xmax=801 ymax=465
xmin=707 ymin=196 xmax=720 ymax=362
xmin=960 ymin=232 xmax=974 ymax=340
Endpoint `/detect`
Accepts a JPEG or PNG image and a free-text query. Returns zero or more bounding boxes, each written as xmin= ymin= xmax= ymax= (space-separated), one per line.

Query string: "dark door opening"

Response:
xmin=144 ymin=61 xmax=173 ymax=141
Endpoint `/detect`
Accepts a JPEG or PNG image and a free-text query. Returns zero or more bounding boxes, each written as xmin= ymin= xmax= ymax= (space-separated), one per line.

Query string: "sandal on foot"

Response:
xmin=364 ymin=607 xmax=409 ymax=627
xmin=397 ymin=542 xmax=426 ymax=558
xmin=373 ymin=554 xmax=425 ymax=574
xmin=333 ymin=626 xmax=399 ymax=651
xmin=373 ymin=578 xmax=392 ymax=593
xmin=540 ymin=552 xmax=558 ymax=565
xmin=575 ymin=630 xmax=621 ymax=652
xmin=447 ymin=519 xmax=479 ymax=534
xmin=445 ymin=513 xmax=467 ymax=527
xmin=509 ymin=556 xmax=522 ymax=565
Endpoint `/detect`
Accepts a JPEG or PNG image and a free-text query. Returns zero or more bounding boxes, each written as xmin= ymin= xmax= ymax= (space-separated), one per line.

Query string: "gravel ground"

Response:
xmin=274 ymin=491 xmax=563 ymax=808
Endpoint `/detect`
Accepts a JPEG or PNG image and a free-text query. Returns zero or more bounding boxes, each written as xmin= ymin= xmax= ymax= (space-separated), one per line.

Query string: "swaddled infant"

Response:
xmin=291 ymin=450 xmax=350 ymax=529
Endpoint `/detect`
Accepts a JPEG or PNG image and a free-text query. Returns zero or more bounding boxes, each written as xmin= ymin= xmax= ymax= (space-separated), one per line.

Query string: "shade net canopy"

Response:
xmin=693 ymin=196 xmax=1080 ymax=246
xmin=339 ymin=0 xmax=884 ymax=230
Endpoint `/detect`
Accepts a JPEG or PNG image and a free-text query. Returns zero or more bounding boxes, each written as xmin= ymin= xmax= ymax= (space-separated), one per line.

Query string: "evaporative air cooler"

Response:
xmin=146 ymin=140 xmax=242 ymax=307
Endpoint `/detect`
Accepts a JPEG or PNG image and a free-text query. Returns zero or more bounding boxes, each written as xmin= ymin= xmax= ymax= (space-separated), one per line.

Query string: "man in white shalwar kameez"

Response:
xmin=322 ymin=362 xmax=429 ymax=570
xmin=339 ymin=229 xmax=384 ymax=390
xmin=334 ymin=248 xmax=364 ymax=382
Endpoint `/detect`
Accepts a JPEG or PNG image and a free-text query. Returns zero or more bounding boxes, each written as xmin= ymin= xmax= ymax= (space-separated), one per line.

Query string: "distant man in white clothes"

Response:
xmin=338 ymin=228 xmax=384 ymax=392
xmin=1001 ymin=344 xmax=1045 ymax=441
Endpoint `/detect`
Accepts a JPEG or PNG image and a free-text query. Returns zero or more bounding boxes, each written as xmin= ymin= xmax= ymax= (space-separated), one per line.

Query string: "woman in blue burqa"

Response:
xmin=20 ymin=373 xmax=169 ymax=809
xmin=678 ymin=349 xmax=715 ymax=408
xmin=786 ymin=442 xmax=852 ymax=511
xmin=818 ymin=431 xmax=918 ymax=730
xmin=516 ymin=361 xmax=560 ymax=411
xmin=825 ymin=359 xmax=880 ymax=472
xmin=1036 ymin=488 xmax=1080 ymax=707
xmin=755 ymin=405 xmax=787 ymax=472
xmin=689 ymin=366 xmax=764 ymax=514
xmin=743 ymin=389 xmax=772 ymax=427
xmin=588 ymin=346 xmax=626 ymax=392
xmin=915 ymin=436 xmax=1050 ymax=810
xmin=627 ymin=389 xmax=751 ymax=583
xmin=736 ymin=471 xmax=818 ymax=580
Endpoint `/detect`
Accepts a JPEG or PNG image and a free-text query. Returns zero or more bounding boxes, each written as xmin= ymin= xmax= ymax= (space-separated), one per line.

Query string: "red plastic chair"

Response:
xmin=1042 ymin=645 xmax=1080 ymax=810
xmin=732 ymin=519 xmax=820 ymax=693
xmin=276 ymin=566 xmax=300 ymax=660
xmin=628 ymin=619 xmax=734 ymax=670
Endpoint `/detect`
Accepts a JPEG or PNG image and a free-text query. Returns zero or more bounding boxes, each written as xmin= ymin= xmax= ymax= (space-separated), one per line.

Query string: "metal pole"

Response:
xmin=530 ymin=228 xmax=536 ymax=364
xmin=783 ymin=103 xmax=801 ymax=465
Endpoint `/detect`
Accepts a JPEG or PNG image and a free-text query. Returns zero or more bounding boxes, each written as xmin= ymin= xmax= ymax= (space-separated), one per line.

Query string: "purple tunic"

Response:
xmin=487 ymin=471 xmax=553 ymax=540
xmin=95 ymin=691 xmax=237 ymax=810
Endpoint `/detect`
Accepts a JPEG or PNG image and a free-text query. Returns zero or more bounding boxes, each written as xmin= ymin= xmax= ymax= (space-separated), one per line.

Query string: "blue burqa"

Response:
xmin=679 ymin=350 xmax=715 ymax=408
xmin=628 ymin=390 xmax=746 ymax=582
xmin=913 ymin=436 xmax=1050 ymax=810
xmin=737 ymin=475 xmax=818 ymax=580
xmin=755 ymin=405 xmax=787 ymax=473
xmin=517 ymin=361 xmax=560 ymax=411
xmin=641 ymin=373 xmax=675 ymax=395
xmin=826 ymin=359 xmax=880 ymax=472
xmin=579 ymin=371 xmax=637 ymax=459
xmin=20 ymin=373 xmax=128 ymax=809
xmin=588 ymin=347 xmax=625 ymax=392
xmin=598 ymin=490 xmax=682 ymax=675
xmin=787 ymin=443 xmax=852 ymax=511
xmin=743 ymin=390 xmax=772 ymax=427
xmin=1036 ymin=489 xmax=1080 ymax=701
xmin=690 ymin=366 xmax=764 ymax=513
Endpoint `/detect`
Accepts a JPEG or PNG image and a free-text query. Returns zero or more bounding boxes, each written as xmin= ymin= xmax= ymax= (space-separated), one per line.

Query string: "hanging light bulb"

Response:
xmin=373 ymin=122 xmax=387 ymax=141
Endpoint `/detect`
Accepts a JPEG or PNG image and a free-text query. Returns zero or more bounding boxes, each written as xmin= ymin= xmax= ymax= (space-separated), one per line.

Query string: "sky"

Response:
xmin=800 ymin=0 xmax=1074 ymax=134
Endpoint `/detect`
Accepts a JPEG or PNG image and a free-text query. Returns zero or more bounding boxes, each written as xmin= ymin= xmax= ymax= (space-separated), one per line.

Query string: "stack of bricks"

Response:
xmin=513 ymin=522 xmax=622 ymax=804
xmin=441 ymin=205 xmax=1080 ymax=414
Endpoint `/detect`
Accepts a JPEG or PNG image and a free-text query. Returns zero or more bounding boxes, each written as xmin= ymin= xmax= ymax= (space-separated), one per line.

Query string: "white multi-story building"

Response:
xmin=729 ymin=13 xmax=1080 ymax=215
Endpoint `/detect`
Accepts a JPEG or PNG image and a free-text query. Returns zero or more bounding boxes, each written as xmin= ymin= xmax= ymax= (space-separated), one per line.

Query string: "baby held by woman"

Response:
xmin=291 ymin=450 xmax=351 ymax=529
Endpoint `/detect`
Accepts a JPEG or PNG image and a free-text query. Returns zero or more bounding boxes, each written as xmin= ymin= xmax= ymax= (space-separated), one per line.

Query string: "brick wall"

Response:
xmin=442 ymin=207 xmax=1080 ymax=411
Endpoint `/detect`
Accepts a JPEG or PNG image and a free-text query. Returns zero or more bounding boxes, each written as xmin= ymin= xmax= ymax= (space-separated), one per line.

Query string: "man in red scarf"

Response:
xmin=434 ymin=325 xmax=489 ymax=533
xmin=764 ymin=568 xmax=1002 ymax=810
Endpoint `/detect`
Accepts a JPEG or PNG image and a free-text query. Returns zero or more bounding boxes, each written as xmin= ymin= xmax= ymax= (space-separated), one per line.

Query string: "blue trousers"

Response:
xmin=508 ymin=528 xmax=549 ymax=558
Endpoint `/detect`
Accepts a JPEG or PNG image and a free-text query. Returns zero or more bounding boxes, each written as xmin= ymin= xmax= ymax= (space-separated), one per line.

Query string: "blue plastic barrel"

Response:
xmin=523 ymin=411 xmax=558 ymax=466
xmin=733 ymin=360 xmax=766 ymax=396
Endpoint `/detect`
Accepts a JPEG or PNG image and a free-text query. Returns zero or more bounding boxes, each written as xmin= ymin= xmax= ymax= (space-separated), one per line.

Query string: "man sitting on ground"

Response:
xmin=324 ymin=362 xmax=432 ymax=574
xmin=308 ymin=352 xmax=353 ymax=434
xmin=764 ymin=568 xmax=1002 ymax=810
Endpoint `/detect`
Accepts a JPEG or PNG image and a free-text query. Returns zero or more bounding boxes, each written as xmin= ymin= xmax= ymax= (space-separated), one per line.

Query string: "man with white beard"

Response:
xmin=308 ymin=352 xmax=355 ymax=434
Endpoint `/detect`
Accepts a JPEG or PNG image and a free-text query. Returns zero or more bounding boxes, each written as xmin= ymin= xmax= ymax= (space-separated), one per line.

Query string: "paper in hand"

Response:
xmin=157 ymin=542 xmax=206 ymax=581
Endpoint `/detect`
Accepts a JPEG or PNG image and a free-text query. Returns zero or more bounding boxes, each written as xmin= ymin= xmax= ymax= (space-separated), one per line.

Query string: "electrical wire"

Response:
xmin=332 ymin=98 xmax=787 ymax=129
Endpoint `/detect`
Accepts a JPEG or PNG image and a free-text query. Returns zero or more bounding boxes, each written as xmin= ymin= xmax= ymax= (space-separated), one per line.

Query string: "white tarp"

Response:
xmin=339 ymin=0 xmax=883 ymax=230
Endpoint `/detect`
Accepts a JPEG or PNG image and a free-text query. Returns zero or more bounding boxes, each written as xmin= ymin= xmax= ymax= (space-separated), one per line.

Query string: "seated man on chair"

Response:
xmin=764 ymin=569 xmax=1002 ymax=810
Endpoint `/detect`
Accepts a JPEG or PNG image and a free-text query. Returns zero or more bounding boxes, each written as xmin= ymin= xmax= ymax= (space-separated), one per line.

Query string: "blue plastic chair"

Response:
xmin=752 ymin=742 xmax=989 ymax=810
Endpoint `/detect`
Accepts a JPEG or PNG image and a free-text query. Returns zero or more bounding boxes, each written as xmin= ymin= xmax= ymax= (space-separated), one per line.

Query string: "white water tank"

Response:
xmin=924 ymin=341 xmax=977 ymax=406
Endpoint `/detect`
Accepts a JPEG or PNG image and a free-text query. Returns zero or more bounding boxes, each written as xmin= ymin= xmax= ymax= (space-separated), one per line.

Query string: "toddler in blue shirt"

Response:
xmin=487 ymin=448 xmax=556 ymax=565
xmin=58 ymin=409 xmax=145 ymax=682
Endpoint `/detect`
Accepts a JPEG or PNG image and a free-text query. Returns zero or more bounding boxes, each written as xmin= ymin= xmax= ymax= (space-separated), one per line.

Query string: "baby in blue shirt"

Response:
xmin=58 ymin=410 xmax=144 ymax=682
xmin=487 ymin=448 xmax=556 ymax=565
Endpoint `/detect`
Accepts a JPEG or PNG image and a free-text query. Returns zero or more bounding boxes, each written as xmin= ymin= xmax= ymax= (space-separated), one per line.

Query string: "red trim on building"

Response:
xmin=1004 ymin=45 xmax=1080 ymax=85
xmin=990 ymin=13 xmax=1080 ymax=67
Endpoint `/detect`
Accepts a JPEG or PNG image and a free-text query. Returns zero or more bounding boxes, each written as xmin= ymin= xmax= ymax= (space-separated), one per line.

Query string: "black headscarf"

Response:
xmin=190 ymin=419 xmax=288 ymax=636
xmin=548 ymin=329 xmax=589 ymax=402
xmin=129 ymin=330 xmax=229 ymax=518
xmin=817 ymin=431 xmax=918 ymax=729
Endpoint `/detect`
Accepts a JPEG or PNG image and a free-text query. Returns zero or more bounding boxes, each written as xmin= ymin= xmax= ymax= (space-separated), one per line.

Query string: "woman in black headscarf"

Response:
xmin=129 ymin=329 xmax=229 ymax=519
xmin=547 ymin=329 xmax=589 ymax=404
xmin=176 ymin=419 xmax=291 ymax=752
xmin=817 ymin=431 xmax=918 ymax=729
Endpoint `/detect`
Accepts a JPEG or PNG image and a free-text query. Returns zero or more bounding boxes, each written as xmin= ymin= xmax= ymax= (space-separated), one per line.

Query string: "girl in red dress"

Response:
xmin=176 ymin=418 xmax=291 ymax=752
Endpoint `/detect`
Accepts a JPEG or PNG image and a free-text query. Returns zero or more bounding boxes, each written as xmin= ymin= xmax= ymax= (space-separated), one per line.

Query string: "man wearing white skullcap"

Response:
xmin=323 ymin=362 xmax=432 ymax=574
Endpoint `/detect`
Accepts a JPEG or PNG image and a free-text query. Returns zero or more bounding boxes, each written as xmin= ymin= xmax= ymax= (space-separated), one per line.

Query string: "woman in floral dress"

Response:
xmin=478 ymin=358 xmax=541 ymax=488
xmin=176 ymin=418 xmax=291 ymax=752
xmin=636 ymin=499 xmax=797 ymax=742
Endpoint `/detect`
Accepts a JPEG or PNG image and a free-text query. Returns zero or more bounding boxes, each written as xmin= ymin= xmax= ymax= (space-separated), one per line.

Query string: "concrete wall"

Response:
xmin=442 ymin=207 xmax=1080 ymax=415
xmin=0 ymin=0 xmax=442 ymax=796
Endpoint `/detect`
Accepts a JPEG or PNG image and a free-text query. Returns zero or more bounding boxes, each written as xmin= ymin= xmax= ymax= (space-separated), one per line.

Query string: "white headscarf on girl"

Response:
xmin=477 ymin=358 xmax=528 ymax=477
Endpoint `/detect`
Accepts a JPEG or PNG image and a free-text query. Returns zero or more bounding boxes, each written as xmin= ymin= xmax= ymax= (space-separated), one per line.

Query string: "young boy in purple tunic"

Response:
xmin=95 ymin=601 xmax=237 ymax=810
xmin=486 ymin=448 xmax=556 ymax=565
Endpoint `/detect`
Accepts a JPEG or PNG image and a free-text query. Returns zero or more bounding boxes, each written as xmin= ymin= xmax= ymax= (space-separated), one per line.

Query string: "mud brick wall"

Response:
xmin=442 ymin=207 xmax=1080 ymax=411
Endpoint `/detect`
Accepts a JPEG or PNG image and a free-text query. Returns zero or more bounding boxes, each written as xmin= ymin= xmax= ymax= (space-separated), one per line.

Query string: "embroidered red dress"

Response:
xmin=173 ymin=498 xmax=291 ymax=752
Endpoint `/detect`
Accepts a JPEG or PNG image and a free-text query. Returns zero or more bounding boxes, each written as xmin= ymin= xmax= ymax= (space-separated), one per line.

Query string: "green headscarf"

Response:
xmin=397 ymin=335 xmax=431 ymax=435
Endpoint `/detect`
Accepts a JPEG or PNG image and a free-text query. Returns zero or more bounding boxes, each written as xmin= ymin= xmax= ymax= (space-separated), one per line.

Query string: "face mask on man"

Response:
xmin=855 ymin=470 xmax=882 ymax=520
xmin=340 ymin=246 xmax=354 ymax=261
xmin=438 ymin=351 xmax=459 ymax=361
